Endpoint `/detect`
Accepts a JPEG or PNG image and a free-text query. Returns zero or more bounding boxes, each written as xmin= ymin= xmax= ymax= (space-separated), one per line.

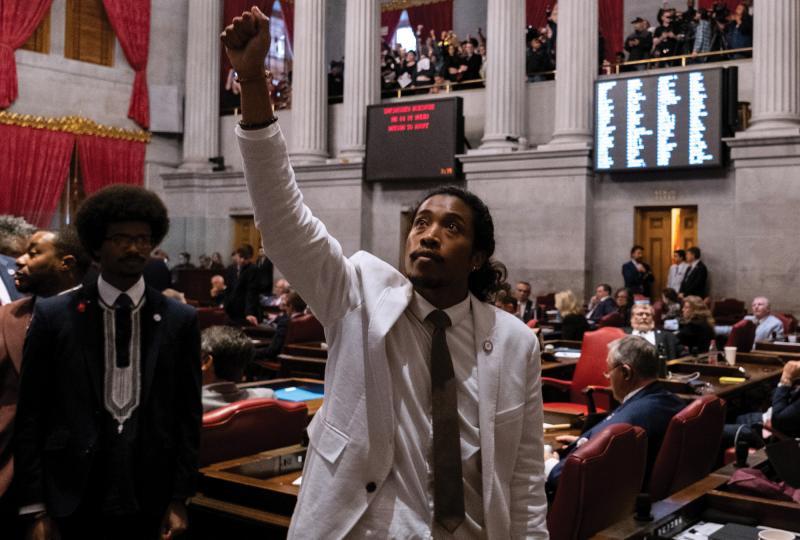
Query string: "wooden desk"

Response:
xmin=755 ymin=340 xmax=800 ymax=355
xmin=283 ymin=342 xmax=327 ymax=359
xmin=595 ymin=452 xmax=800 ymax=539
xmin=277 ymin=353 xmax=327 ymax=380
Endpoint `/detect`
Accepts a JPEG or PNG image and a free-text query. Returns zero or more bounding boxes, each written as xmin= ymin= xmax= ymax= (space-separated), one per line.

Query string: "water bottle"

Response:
xmin=708 ymin=340 xmax=718 ymax=365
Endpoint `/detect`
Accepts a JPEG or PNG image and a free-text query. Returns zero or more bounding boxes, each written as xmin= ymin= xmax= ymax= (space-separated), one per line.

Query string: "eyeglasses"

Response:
xmin=603 ymin=363 xmax=624 ymax=379
xmin=104 ymin=234 xmax=153 ymax=249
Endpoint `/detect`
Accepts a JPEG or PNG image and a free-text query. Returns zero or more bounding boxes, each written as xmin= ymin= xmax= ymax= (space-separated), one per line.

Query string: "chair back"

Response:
xmin=598 ymin=311 xmax=624 ymax=328
xmin=725 ymin=319 xmax=756 ymax=352
xmin=196 ymin=307 xmax=229 ymax=330
xmin=647 ymin=395 xmax=726 ymax=500
xmin=712 ymin=298 xmax=747 ymax=325
xmin=774 ymin=312 xmax=798 ymax=336
xmin=570 ymin=327 xmax=626 ymax=407
xmin=537 ymin=292 xmax=556 ymax=311
xmin=199 ymin=398 xmax=308 ymax=466
xmin=285 ymin=314 xmax=325 ymax=345
xmin=547 ymin=423 xmax=647 ymax=540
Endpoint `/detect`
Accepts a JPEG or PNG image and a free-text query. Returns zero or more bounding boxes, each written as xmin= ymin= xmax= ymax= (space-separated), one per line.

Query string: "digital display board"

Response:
xmin=594 ymin=68 xmax=730 ymax=172
xmin=365 ymin=97 xmax=464 ymax=182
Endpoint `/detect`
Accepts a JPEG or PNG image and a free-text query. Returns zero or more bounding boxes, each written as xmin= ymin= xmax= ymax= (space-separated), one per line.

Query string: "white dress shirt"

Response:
xmin=631 ymin=328 xmax=656 ymax=346
xmin=348 ymin=292 xmax=484 ymax=539
xmin=667 ymin=262 xmax=688 ymax=291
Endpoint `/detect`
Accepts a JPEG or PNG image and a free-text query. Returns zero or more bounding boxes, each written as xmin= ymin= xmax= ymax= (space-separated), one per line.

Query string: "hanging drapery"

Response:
xmin=0 ymin=0 xmax=52 ymax=109
xmin=0 ymin=112 xmax=150 ymax=226
xmin=406 ymin=0 xmax=453 ymax=38
xmin=598 ymin=0 xmax=623 ymax=63
xmin=77 ymin=135 xmax=146 ymax=195
xmin=222 ymin=0 xmax=278 ymax=104
xmin=381 ymin=10 xmax=403 ymax=44
xmin=101 ymin=0 xmax=151 ymax=129
xmin=525 ymin=0 xmax=552 ymax=30
xmin=698 ymin=0 xmax=740 ymax=12
xmin=0 ymin=124 xmax=73 ymax=227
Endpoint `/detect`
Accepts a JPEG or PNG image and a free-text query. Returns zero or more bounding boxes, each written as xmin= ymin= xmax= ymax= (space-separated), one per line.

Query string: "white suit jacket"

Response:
xmin=237 ymin=124 xmax=548 ymax=539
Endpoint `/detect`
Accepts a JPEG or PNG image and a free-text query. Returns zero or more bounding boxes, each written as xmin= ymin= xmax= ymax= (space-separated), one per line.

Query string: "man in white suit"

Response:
xmin=222 ymin=8 xmax=548 ymax=538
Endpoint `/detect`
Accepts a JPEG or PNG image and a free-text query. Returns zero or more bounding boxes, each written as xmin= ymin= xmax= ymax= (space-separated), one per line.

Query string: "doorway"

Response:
xmin=634 ymin=206 xmax=698 ymax=297
xmin=232 ymin=216 xmax=262 ymax=255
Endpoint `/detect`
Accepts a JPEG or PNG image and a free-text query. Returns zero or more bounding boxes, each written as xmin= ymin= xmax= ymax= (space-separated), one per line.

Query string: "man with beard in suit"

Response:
xmin=15 ymin=185 xmax=201 ymax=540
xmin=625 ymin=303 xmax=681 ymax=376
xmin=0 ymin=227 xmax=89 ymax=536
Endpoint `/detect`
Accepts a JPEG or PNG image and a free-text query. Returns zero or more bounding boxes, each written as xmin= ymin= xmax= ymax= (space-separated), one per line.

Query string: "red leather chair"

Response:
xmin=647 ymin=395 xmax=726 ymax=500
xmin=285 ymin=314 xmax=325 ymax=345
xmin=725 ymin=319 xmax=756 ymax=352
xmin=598 ymin=311 xmax=624 ymax=328
xmin=774 ymin=312 xmax=798 ymax=336
xmin=652 ymin=301 xmax=664 ymax=329
xmin=547 ymin=423 xmax=647 ymax=540
xmin=199 ymin=398 xmax=308 ymax=466
xmin=542 ymin=327 xmax=625 ymax=414
xmin=196 ymin=307 xmax=229 ymax=330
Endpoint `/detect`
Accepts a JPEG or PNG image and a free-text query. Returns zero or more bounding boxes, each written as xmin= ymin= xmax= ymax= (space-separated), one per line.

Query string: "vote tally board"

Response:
xmin=594 ymin=68 xmax=727 ymax=172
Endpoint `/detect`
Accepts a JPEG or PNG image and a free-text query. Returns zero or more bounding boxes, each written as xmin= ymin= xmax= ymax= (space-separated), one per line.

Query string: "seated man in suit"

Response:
xmin=515 ymin=281 xmax=537 ymax=323
xmin=546 ymin=335 xmax=684 ymax=496
xmin=745 ymin=296 xmax=785 ymax=342
xmin=722 ymin=360 xmax=800 ymax=448
xmin=262 ymin=291 xmax=308 ymax=359
xmin=201 ymin=325 xmax=274 ymax=412
xmin=209 ymin=274 xmax=227 ymax=307
xmin=16 ymin=185 xmax=201 ymax=540
xmin=0 ymin=215 xmax=36 ymax=305
xmin=586 ymin=283 xmax=617 ymax=324
xmin=622 ymin=245 xmax=654 ymax=298
xmin=626 ymin=303 xmax=681 ymax=376
xmin=0 ymin=227 xmax=90 ymax=534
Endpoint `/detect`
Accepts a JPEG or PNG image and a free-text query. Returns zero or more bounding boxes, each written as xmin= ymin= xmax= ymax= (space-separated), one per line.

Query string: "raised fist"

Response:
xmin=220 ymin=6 xmax=271 ymax=80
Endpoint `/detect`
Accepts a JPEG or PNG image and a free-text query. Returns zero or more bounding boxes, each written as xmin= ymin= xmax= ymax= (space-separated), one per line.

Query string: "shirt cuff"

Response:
xmin=19 ymin=503 xmax=46 ymax=516
xmin=235 ymin=120 xmax=281 ymax=140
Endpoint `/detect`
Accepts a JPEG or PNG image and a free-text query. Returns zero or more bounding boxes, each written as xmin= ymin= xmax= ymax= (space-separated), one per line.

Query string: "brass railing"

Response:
xmin=614 ymin=47 xmax=752 ymax=73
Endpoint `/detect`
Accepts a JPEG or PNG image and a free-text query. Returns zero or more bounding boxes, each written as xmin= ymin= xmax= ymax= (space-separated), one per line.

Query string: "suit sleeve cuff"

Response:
xmin=19 ymin=503 xmax=46 ymax=516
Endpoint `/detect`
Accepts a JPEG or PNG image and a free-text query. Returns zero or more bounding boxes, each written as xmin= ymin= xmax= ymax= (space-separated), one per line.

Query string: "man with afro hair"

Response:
xmin=16 ymin=185 xmax=201 ymax=540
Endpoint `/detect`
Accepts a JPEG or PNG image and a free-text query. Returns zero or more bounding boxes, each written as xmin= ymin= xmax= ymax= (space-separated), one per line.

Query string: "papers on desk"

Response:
xmin=274 ymin=387 xmax=325 ymax=402
xmin=673 ymin=521 xmax=725 ymax=539
xmin=292 ymin=475 xmax=303 ymax=486
xmin=554 ymin=351 xmax=581 ymax=359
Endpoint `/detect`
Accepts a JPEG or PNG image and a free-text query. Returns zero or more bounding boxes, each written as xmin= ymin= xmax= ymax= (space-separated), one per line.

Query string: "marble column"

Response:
xmin=541 ymin=0 xmax=597 ymax=149
xmin=742 ymin=0 xmax=800 ymax=136
xmin=289 ymin=0 xmax=328 ymax=164
xmin=338 ymin=0 xmax=379 ymax=161
xmin=181 ymin=0 xmax=221 ymax=170
xmin=479 ymin=0 xmax=527 ymax=151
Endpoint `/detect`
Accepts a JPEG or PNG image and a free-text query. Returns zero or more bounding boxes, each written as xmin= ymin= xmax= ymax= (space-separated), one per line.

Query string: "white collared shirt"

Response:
xmin=632 ymin=328 xmax=656 ymax=346
xmin=348 ymin=292 xmax=484 ymax=539
xmin=97 ymin=275 xmax=145 ymax=307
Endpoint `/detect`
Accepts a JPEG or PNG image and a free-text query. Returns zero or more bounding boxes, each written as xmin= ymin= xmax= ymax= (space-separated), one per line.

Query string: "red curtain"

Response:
xmin=0 ymin=124 xmax=73 ymax=227
xmin=406 ymin=0 xmax=453 ymax=37
xmin=102 ymin=0 xmax=151 ymax=129
xmin=278 ymin=0 xmax=294 ymax=47
xmin=221 ymin=0 xmax=276 ymax=100
xmin=0 ymin=0 xmax=52 ymax=109
xmin=381 ymin=9 xmax=403 ymax=43
xmin=526 ymin=0 xmax=551 ymax=30
xmin=698 ymin=0 xmax=740 ymax=12
xmin=77 ymin=135 xmax=145 ymax=196
xmin=598 ymin=0 xmax=623 ymax=63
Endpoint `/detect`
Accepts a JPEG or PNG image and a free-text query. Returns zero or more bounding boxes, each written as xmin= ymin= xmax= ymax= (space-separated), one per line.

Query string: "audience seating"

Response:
xmin=196 ymin=307 xmax=229 ymax=330
xmin=199 ymin=398 xmax=308 ymax=466
xmin=542 ymin=327 xmax=625 ymax=414
xmin=547 ymin=423 xmax=647 ymax=540
xmin=725 ymin=319 xmax=756 ymax=352
xmin=285 ymin=314 xmax=325 ymax=345
xmin=774 ymin=312 xmax=798 ymax=336
xmin=597 ymin=311 xmax=624 ymax=328
xmin=712 ymin=298 xmax=747 ymax=325
xmin=647 ymin=395 xmax=726 ymax=500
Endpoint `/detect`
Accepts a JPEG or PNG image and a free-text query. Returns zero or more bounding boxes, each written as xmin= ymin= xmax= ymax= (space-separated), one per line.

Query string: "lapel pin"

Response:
xmin=483 ymin=340 xmax=493 ymax=353
xmin=6 ymin=268 xmax=13 ymax=275
xmin=153 ymin=314 xmax=162 ymax=322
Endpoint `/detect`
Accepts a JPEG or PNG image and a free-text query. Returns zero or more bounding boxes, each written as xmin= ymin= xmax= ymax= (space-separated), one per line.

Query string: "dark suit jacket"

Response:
xmin=679 ymin=261 xmax=708 ymax=298
xmin=255 ymin=256 xmax=274 ymax=296
xmin=587 ymin=297 xmax=617 ymax=323
xmin=561 ymin=314 xmax=589 ymax=341
xmin=772 ymin=385 xmax=800 ymax=438
xmin=624 ymin=328 xmax=681 ymax=377
xmin=622 ymin=260 xmax=654 ymax=297
xmin=677 ymin=320 xmax=715 ymax=355
xmin=224 ymin=263 xmax=261 ymax=323
xmin=0 ymin=297 xmax=33 ymax=503
xmin=15 ymin=282 xmax=201 ymax=517
xmin=547 ymin=381 xmax=684 ymax=493
xmin=0 ymin=255 xmax=22 ymax=304
xmin=519 ymin=300 xmax=537 ymax=324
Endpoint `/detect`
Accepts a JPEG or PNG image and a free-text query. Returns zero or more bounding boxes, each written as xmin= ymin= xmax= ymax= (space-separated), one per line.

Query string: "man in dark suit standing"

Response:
xmin=546 ymin=335 xmax=684 ymax=495
xmin=255 ymin=246 xmax=274 ymax=300
xmin=224 ymin=244 xmax=261 ymax=325
xmin=514 ymin=281 xmax=537 ymax=323
xmin=622 ymin=245 xmax=654 ymax=298
xmin=679 ymin=246 xmax=708 ymax=298
xmin=625 ymin=303 xmax=681 ymax=376
xmin=0 ymin=228 xmax=90 ymax=536
xmin=15 ymin=186 xmax=201 ymax=540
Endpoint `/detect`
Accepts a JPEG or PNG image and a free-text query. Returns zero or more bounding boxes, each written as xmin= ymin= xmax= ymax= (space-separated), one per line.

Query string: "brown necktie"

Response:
xmin=427 ymin=309 xmax=465 ymax=533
